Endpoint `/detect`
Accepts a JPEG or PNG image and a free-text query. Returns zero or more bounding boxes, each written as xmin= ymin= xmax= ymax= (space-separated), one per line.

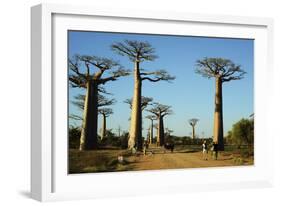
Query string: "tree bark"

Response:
xmin=156 ymin=117 xmax=161 ymax=146
xmin=159 ymin=116 xmax=165 ymax=146
xmin=128 ymin=60 xmax=143 ymax=150
xmin=149 ymin=119 xmax=154 ymax=144
xmin=192 ymin=126 xmax=195 ymax=139
xmin=213 ymin=77 xmax=224 ymax=150
xmin=101 ymin=114 xmax=106 ymax=140
xmin=79 ymin=80 xmax=99 ymax=150
xmin=156 ymin=115 xmax=165 ymax=147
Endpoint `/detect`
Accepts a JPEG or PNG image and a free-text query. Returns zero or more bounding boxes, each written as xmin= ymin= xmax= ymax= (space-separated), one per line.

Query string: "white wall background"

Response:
xmin=0 ymin=0 xmax=280 ymax=205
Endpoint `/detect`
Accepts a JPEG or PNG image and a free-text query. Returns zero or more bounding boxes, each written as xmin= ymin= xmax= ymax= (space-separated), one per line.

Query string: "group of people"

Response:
xmin=202 ymin=141 xmax=218 ymax=160
xmin=133 ymin=140 xmax=219 ymax=160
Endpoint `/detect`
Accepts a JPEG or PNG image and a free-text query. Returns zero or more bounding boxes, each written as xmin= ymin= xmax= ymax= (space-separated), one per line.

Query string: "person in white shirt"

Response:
xmin=202 ymin=140 xmax=208 ymax=160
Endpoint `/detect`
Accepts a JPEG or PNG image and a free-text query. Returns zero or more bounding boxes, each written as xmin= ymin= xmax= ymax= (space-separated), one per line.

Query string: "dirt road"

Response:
xmin=69 ymin=145 xmax=253 ymax=173
xmin=126 ymin=146 xmax=253 ymax=171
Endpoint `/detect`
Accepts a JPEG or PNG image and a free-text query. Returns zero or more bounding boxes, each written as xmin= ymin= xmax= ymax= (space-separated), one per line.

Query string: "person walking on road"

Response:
xmin=202 ymin=140 xmax=208 ymax=160
xmin=213 ymin=142 xmax=218 ymax=160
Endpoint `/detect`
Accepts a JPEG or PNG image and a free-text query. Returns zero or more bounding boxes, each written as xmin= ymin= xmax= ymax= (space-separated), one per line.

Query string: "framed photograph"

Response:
xmin=31 ymin=3 xmax=274 ymax=201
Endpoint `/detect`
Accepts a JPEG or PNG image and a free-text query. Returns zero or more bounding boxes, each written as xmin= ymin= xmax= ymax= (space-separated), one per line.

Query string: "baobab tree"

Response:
xmin=69 ymin=55 xmax=129 ymax=150
xmin=71 ymin=94 xmax=116 ymax=111
xmin=189 ymin=118 xmax=199 ymax=139
xmin=69 ymin=94 xmax=115 ymax=126
xmin=145 ymin=115 xmax=157 ymax=144
xmin=146 ymin=128 xmax=150 ymax=143
xmin=147 ymin=103 xmax=173 ymax=146
xmin=98 ymin=108 xmax=113 ymax=140
xmin=112 ymin=40 xmax=175 ymax=150
xmin=124 ymin=96 xmax=153 ymax=111
xmin=69 ymin=94 xmax=115 ymax=123
xmin=195 ymin=57 xmax=246 ymax=150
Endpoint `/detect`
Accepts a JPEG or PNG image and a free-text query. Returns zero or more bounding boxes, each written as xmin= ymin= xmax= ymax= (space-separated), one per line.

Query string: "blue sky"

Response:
xmin=68 ymin=31 xmax=254 ymax=138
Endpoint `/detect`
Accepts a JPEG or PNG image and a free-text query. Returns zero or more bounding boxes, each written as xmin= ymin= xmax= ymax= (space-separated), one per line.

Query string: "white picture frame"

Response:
xmin=31 ymin=3 xmax=274 ymax=202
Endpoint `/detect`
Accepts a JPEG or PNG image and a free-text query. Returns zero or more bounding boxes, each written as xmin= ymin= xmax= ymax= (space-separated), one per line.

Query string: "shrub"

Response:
xmin=230 ymin=118 xmax=254 ymax=148
xmin=69 ymin=126 xmax=81 ymax=149
xmin=120 ymin=132 xmax=129 ymax=149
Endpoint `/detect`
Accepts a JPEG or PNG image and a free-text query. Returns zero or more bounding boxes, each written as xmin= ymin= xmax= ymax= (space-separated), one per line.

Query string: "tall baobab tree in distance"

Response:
xmin=124 ymin=96 xmax=153 ymax=111
xmin=98 ymin=108 xmax=113 ymax=140
xmin=71 ymin=94 xmax=116 ymax=111
xmin=112 ymin=40 xmax=175 ymax=150
xmin=146 ymin=115 xmax=157 ymax=144
xmin=189 ymin=118 xmax=199 ymax=139
xmin=147 ymin=103 xmax=173 ymax=146
xmin=195 ymin=57 xmax=246 ymax=150
xmin=69 ymin=94 xmax=116 ymax=125
xmin=69 ymin=55 xmax=129 ymax=150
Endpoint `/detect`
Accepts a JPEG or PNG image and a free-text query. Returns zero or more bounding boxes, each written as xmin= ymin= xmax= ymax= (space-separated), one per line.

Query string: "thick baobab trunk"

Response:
xmin=156 ymin=118 xmax=160 ymax=146
xmin=192 ymin=126 xmax=195 ymax=139
xmin=157 ymin=116 xmax=165 ymax=146
xmin=128 ymin=60 xmax=143 ymax=150
xmin=149 ymin=119 xmax=154 ymax=144
xmin=101 ymin=114 xmax=106 ymax=140
xmin=159 ymin=117 xmax=165 ymax=146
xmin=213 ymin=77 xmax=224 ymax=150
xmin=79 ymin=80 xmax=99 ymax=150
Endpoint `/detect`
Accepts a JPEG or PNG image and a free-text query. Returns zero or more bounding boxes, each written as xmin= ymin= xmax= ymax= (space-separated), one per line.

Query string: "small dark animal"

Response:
xmin=164 ymin=142 xmax=174 ymax=153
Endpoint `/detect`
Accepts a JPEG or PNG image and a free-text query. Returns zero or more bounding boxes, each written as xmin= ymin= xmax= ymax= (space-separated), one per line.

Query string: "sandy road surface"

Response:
xmin=126 ymin=146 xmax=252 ymax=171
xmin=69 ymin=146 xmax=253 ymax=173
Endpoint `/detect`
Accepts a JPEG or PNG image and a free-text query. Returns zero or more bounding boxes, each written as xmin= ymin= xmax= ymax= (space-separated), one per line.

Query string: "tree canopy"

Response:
xmin=147 ymin=103 xmax=173 ymax=117
xmin=71 ymin=94 xmax=116 ymax=111
xmin=146 ymin=115 xmax=157 ymax=121
xmin=98 ymin=108 xmax=113 ymax=117
xmin=69 ymin=54 xmax=130 ymax=88
xmin=195 ymin=57 xmax=246 ymax=82
xmin=124 ymin=96 xmax=153 ymax=111
xmin=189 ymin=118 xmax=199 ymax=127
xmin=111 ymin=40 xmax=175 ymax=82
xmin=111 ymin=40 xmax=158 ymax=62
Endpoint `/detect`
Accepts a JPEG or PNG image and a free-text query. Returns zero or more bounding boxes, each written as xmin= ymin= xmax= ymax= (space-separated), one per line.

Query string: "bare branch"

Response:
xmin=98 ymin=108 xmax=113 ymax=117
xmin=69 ymin=57 xmax=86 ymax=78
xmin=140 ymin=77 xmax=162 ymax=82
xmin=139 ymin=71 xmax=158 ymax=76
xmin=72 ymin=94 xmax=116 ymax=110
xmin=69 ymin=75 xmax=87 ymax=88
xmin=195 ymin=57 xmax=246 ymax=82
xmin=98 ymin=86 xmax=112 ymax=95
xmin=80 ymin=56 xmax=119 ymax=72
xmin=71 ymin=94 xmax=85 ymax=110
xmin=98 ymin=68 xmax=131 ymax=85
xmin=111 ymin=40 xmax=158 ymax=62
xmin=111 ymin=41 xmax=136 ymax=59
xmin=68 ymin=56 xmax=87 ymax=88
xmin=69 ymin=114 xmax=83 ymax=121
xmin=141 ymin=69 xmax=175 ymax=82
xmin=124 ymin=96 xmax=153 ymax=110
xmin=69 ymin=55 xmax=129 ymax=86
xmin=145 ymin=115 xmax=157 ymax=121
xmin=222 ymin=65 xmax=246 ymax=83
xmin=189 ymin=118 xmax=199 ymax=127
xmin=98 ymin=95 xmax=116 ymax=107
xmin=147 ymin=103 xmax=173 ymax=118
xmin=98 ymin=76 xmax=117 ymax=84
